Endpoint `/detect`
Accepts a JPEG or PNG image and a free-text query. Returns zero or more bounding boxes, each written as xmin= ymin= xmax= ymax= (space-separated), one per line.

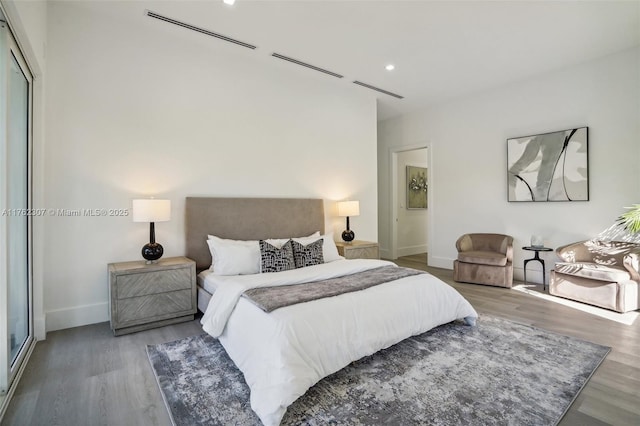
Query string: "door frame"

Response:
xmin=0 ymin=8 xmax=35 ymax=417
xmin=388 ymin=143 xmax=432 ymax=261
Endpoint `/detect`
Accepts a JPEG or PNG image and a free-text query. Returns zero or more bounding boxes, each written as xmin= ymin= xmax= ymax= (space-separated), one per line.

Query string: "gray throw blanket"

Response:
xmin=243 ymin=266 xmax=424 ymax=313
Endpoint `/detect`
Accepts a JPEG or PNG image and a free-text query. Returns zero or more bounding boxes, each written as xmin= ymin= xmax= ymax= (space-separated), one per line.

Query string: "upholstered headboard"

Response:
xmin=185 ymin=197 xmax=325 ymax=271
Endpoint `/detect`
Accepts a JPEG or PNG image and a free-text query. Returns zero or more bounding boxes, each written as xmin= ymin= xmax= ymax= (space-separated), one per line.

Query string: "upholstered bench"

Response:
xmin=550 ymin=240 xmax=640 ymax=313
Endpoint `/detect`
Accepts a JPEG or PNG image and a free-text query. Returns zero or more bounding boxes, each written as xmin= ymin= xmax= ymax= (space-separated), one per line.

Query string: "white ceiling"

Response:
xmin=148 ymin=0 xmax=640 ymax=120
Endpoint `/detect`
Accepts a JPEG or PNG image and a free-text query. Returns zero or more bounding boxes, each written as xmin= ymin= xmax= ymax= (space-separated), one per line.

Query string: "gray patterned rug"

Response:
xmin=147 ymin=315 xmax=609 ymax=426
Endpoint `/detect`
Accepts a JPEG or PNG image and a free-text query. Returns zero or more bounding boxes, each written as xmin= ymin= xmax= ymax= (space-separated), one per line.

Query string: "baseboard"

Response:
xmin=514 ymin=266 xmax=547 ymax=285
xmin=428 ymin=256 xmax=454 ymax=270
xmin=379 ymin=247 xmax=427 ymax=260
xmin=45 ymin=301 xmax=109 ymax=332
xmin=397 ymin=245 xmax=428 ymax=257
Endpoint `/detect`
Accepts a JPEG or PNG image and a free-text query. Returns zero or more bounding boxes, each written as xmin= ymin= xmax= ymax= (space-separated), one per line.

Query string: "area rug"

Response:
xmin=147 ymin=315 xmax=609 ymax=426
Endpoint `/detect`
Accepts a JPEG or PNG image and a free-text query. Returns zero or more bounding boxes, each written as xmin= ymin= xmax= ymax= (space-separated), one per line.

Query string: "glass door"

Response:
xmin=0 ymin=14 xmax=33 ymax=402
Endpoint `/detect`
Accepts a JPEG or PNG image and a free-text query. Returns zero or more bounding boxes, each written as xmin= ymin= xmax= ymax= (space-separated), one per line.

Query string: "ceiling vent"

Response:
xmin=271 ymin=53 xmax=344 ymax=79
xmin=353 ymin=81 xmax=404 ymax=99
xmin=146 ymin=10 xmax=257 ymax=50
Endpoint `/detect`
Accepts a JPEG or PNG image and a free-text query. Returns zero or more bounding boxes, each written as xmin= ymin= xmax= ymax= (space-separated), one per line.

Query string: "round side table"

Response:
xmin=522 ymin=246 xmax=553 ymax=290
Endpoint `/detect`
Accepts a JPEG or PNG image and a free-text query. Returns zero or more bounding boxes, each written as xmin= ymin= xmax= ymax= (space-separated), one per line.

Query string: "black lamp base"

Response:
xmin=341 ymin=229 xmax=355 ymax=242
xmin=142 ymin=242 xmax=164 ymax=263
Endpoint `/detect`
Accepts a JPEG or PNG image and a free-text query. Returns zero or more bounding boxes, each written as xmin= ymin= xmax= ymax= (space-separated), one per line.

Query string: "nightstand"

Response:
xmin=108 ymin=256 xmax=197 ymax=336
xmin=335 ymin=240 xmax=380 ymax=260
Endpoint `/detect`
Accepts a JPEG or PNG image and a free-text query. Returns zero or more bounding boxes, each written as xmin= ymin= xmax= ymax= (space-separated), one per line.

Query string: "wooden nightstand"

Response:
xmin=108 ymin=256 xmax=197 ymax=336
xmin=335 ymin=240 xmax=380 ymax=260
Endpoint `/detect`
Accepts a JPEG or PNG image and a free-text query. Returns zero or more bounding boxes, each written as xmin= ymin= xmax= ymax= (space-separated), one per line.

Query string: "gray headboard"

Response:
xmin=185 ymin=197 xmax=325 ymax=271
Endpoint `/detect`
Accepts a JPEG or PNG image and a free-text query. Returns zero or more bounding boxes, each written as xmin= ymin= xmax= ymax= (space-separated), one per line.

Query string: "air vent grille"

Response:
xmin=271 ymin=53 xmax=344 ymax=79
xmin=146 ymin=10 xmax=257 ymax=50
xmin=353 ymin=81 xmax=404 ymax=99
xmin=146 ymin=11 xmax=403 ymax=100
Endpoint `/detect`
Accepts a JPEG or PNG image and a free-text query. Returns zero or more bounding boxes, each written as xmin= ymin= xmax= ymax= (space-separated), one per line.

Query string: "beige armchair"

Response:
xmin=550 ymin=240 xmax=640 ymax=313
xmin=453 ymin=233 xmax=514 ymax=288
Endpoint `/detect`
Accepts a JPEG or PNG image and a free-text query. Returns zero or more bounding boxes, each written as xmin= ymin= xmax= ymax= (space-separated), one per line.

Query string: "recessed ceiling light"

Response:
xmin=385 ymin=64 xmax=395 ymax=71
xmin=223 ymin=0 xmax=236 ymax=5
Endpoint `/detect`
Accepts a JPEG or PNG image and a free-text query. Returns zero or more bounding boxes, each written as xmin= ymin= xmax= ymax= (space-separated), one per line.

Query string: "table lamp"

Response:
xmin=338 ymin=200 xmax=360 ymax=242
xmin=133 ymin=198 xmax=171 ymax=263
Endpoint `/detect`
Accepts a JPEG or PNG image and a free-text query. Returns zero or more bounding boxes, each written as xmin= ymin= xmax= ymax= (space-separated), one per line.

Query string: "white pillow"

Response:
xmin=207 ymin=236 xmax=260 ymax=275
xmin=265 ymin=231 xmax=320 ymax=249
xmin=294 ymin=232 xmax=342 ymax=263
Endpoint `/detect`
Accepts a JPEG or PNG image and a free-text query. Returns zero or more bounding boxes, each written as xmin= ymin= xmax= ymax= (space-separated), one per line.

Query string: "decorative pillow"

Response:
xmin=207 ymin=235 xmax=260 ymax=275
xmin=292 ymin=239 xmax=324 ymax=268
xmin=260 ymin=240 xmax=296 ymax=273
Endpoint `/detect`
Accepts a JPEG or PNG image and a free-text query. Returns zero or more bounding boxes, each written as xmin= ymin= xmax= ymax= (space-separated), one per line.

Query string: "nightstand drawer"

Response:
xmin=115 ymin=289 xmax=194 ymax=325
xmin=344 ymin=246 xmax=379 ymax=259
xmin=116 ymin=268 xmax=191 ymax=299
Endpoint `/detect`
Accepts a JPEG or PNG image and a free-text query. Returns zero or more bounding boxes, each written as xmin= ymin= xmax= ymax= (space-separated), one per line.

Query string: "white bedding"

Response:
xmin=200 ymin=259 xmax=478 ymax=426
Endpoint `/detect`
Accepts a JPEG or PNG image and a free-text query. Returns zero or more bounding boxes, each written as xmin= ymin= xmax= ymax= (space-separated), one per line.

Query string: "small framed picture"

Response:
xmin=406 ymin=165 xmax=427 ymax=209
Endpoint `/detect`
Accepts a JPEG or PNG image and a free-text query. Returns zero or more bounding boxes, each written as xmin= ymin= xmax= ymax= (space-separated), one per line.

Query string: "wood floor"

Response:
xmin=2 ymin=254 xmax=639 ymax=425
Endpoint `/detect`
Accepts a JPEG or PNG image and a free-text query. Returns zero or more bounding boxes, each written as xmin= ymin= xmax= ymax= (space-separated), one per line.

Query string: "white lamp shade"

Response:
xmin=337 ymin=200 xmax=360 ymax=217
xmin=132 ymin=199 xmax=171 ymax=223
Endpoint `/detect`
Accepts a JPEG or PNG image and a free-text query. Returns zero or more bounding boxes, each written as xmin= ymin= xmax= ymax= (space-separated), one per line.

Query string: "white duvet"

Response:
xmin=201 ymin=259 xmax=478 ymax=426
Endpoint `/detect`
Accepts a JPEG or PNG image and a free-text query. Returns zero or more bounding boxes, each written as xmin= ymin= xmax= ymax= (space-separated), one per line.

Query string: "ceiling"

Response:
xmin=147 ymin=0 xmax=640 ymax=121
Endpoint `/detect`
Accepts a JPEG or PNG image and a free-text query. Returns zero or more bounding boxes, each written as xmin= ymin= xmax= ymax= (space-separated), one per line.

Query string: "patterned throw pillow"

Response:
xmin=259 ymin=239 xmax=295 ymax=273
xmin=292 ymin=239 xmax=324 ymax=268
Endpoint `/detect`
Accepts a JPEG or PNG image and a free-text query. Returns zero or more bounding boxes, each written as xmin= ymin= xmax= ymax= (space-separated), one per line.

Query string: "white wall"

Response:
xmin=396 ymin=148 xmax=428 ymax=257
xmin=378 ymin=47 xmax=640 ymax=283
xmin=43 ymin=1 xmax=378 ymax=331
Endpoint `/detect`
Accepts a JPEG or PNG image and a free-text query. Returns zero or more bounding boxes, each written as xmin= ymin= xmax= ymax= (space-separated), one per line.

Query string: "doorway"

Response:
xmin=389 ymin=144 xmax=431 ymax=263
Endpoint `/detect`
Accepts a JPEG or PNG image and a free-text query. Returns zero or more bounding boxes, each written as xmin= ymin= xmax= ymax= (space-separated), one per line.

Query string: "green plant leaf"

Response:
xmin=617 ymin=204 xmax=640 ymax=234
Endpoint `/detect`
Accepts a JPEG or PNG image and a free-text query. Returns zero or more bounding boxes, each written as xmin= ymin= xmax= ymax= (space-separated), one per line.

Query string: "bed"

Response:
xmin=185 ymin=197 xmax=478 ymax=426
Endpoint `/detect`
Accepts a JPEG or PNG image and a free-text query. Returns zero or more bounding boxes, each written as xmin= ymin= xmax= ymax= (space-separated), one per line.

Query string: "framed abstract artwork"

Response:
xmin=507 ymin=127 xmax=588 ymax=202
xmin=406 ymin=165 xmax=427 ymax=209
